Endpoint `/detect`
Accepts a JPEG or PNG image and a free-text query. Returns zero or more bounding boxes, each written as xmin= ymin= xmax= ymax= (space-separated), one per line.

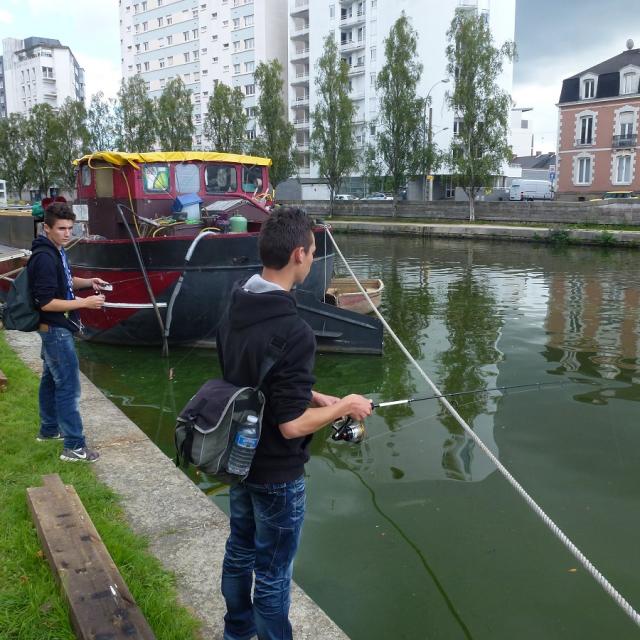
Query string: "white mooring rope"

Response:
xmin=325 ymin=226 xmax=640 ymax=628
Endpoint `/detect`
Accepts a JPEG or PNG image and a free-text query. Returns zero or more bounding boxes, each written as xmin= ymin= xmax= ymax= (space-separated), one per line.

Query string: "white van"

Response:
xmin=509 ymin=179 xmax=554 ymax=201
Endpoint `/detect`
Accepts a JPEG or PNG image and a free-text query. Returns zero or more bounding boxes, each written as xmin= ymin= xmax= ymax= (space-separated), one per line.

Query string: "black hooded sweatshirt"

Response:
xmin=27 ymin=235 xmax=79 ymax=332
xmin=216 ymin=282 xmax=316 ymax=484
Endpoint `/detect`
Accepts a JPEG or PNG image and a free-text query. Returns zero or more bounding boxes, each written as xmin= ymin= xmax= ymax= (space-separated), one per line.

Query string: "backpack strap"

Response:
xmin=256 ymin=335 xmax=287 ymax=388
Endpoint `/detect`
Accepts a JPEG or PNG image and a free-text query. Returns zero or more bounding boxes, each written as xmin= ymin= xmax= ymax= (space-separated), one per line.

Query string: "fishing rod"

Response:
xmin=331 ymin=380 xmax=566 ymax=443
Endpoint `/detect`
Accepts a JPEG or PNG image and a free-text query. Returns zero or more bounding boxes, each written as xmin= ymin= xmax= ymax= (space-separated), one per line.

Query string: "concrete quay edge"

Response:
xmin=327 ymin=220 xmax=640 ymax=245
xmin=5 ymin=330 xmax=348 ymax=640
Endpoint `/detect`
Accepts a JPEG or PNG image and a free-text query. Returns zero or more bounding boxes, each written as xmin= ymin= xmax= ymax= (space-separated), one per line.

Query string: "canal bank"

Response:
xmin=328 ymin=219 xmax=640 ymax=246
xmin=4 ymin=330 xmax=348 ymax=640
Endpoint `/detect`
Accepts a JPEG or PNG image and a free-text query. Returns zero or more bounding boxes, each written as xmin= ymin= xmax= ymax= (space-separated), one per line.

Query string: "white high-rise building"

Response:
xmin=119 ymin=0 xmax=288 ymax=149
xmin=286 ymin=0 xmax=516 ymax=198
xmin=1 ymin=37 xmax=85 ymax=116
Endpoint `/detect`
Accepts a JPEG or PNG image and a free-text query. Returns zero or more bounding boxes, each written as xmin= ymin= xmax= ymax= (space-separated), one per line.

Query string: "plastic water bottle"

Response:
xmin=226 ymin=413 xmax=259 ymax=476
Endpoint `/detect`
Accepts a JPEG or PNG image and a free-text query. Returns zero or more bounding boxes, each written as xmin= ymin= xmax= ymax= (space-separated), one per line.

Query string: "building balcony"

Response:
xmin=613 ymin=134 xmax=637 ymax=148
xmin=293 ymin=118 xmax=310 ymax=128
xmin=298 ymin=165 xmax=310 ymax=175
xmin=296 ymin=141 xmax=310 ymax=151
xmin=290 ymin=0 xmax=309 ymax=16
xmin=291 ymin=46 xmax=310 ymax=62
xmin=291 ymin=24 xmax=310 ymax=39
xmin=574 ymin=138 xmax=594 ymax=147
xmin=42 ymin=76 xmax=56 ymax=83
xmin=340 ymin=38 xmax=365 ymax=52
xmin=349 ymin=90 xmax=365 ymax=101
xmin=340 ymin=10 xmax=366 ymax=27
xmin=293 ymin=95 xmax=310 ymax=106
xmin=291 ymin=72 xmax=310 ymax=85
xmin=347 ymin=62 xmax=365 ymax=76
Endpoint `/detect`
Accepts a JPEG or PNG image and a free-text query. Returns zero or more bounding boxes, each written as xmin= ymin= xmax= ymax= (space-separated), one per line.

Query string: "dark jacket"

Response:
xmin=27 ymin=235 xmax=79 ymax=332
xmin=216 ymin=282 xmax=316 ymax=484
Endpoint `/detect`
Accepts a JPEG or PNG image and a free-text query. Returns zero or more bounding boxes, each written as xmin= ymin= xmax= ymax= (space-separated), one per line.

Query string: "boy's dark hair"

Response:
xmin=258 ymin=207 xmax=314 ymax=269
xmin=44 ymin=202 xmax=76 ymax=228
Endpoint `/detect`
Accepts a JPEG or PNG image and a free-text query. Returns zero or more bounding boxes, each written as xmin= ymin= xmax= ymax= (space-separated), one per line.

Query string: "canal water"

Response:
xmin=77 ymin=234 xmax=640 ymax=640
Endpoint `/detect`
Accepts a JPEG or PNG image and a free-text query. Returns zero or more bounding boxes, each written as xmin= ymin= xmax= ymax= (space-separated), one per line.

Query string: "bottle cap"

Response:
xmin=247 ymin=414 xmax=258 ymax=424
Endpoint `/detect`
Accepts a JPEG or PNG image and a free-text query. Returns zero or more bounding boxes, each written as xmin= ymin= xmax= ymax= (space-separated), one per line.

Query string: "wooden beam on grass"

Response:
xmin=26 ymin=474 xmax=156 ymax=639
xmin=0 ymin=368 xmax=7 ymax=390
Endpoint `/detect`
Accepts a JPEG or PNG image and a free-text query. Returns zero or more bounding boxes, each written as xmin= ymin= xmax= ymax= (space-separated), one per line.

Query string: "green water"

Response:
xmin=77 ymin=235 xmax=640 ymax=639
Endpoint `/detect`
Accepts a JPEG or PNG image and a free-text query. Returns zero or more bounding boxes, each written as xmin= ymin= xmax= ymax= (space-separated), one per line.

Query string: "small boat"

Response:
xmin=325 ymin=278 xmax=384 ymax=315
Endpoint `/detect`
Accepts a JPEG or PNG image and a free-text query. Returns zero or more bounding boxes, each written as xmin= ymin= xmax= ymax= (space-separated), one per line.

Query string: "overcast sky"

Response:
xmin=2 ymin=1 xmax=640 ymax=155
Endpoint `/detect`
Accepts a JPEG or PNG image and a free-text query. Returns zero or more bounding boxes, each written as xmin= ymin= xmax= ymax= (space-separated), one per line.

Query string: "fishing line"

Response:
xmin=325 ymin=226 xmax=640 ymax=628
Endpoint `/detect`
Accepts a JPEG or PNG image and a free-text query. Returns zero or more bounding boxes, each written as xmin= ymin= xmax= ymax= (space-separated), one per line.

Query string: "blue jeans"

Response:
xmin=38 ymin=326 xmax=86 ymax=449
xmin=222 ymin=475 xmax=306 ymax=640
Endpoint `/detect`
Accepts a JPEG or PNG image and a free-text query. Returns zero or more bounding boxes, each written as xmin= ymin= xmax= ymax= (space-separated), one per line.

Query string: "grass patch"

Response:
xmin=0 ymin=333 xmax=201 ymax=639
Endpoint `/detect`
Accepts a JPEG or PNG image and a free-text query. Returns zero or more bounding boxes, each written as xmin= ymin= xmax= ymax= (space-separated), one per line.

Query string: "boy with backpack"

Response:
xmin=216 ymin=207 xmax=372 ymax=640
xmin=28 ymin=202 xmax=108 ymax=462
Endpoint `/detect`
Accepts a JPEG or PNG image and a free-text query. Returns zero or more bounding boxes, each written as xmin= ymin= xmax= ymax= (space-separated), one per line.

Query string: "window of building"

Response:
xmin=623 ymin=72 xmax=638 ymax=94
xmin=616 ymin=155 xmax=632 ymax=183
xmin=370 ymin=46 xmax=376 ymax=61
xmin=245 ymin=106 xmax=256 ymax=117
xmin=194 ymin=71 xmax=200 ymax=80
xmin=142 ymin=0 xmax=147 ymax=9
xmin=167 ymin=56 xmax=173 ymax=65
xmin=233 ymin=17 xmax=241 ymax=28
xmin=167 ymin=35 xmax=173 ymax=44
xmin=144 ymin=61 xmax=150 ymax=71
xmin=143 ymin=164 xmax=170 ymax=193
xmin=244 ymin=61 xmax=254 ymax=73
xmin=184 ymin=31 xmax=190 ymax=41
xmin=244 ymin=38 xmax=254 ymax=49
xmin=136 ymin=63 xmax=142 ymax=72
xmin=582 ymin=79 xmax=595 ymax=98
xmin=157 ymin=16 xmax=163 ymax=27
xmin=234 ymin=63 xmax=241 ymax=74
xmin=620 ymin=111 xmax=635 ymax=137
xmin=212 ymin=57 xmax=218 ymax=63
xmin=175 ymin=163 xmax=200 ymax=193
xmin=212 ymin=34 xmax=218 ymax=41
xmin=370 ymin=72 xmax=376 ymax=87
xmin=193 ymin=8 xmax=199 ymax=17
xmin=184 ymin=51 xmax=191 ymax=62
xmin=212 ymin=11 xmax=217 ymax=17
xmin=134 ymin=3 xmax=139 ymax=12
xmin=201 ymin=25 xmax=207 ymax=33
xmin=245 ymin=84 xmax=255 ymax=95
xmin=579 ymin=115 xmax=593 ymax=144
xmin=143 ymin=41 xmax=149 ymax=50
xmin=135 ymin=23 xmax=140 ymax=33
xmin=167 ymin=15 xmax=172 ymax=24
xmin=329 ymin=4 xmax=335 ymax=18
xmin=193 ymin=28 xmax=199 ymax=38
xmin=42 ymin=66 xmax=54 ymax=79
xmin=201 ymin=47 xmax=207 ymax=54
xmin=193 ymin=50 xmax=199 ymax=60
xmin=159 ymin=58 xmax=165 ymax=68
xmin=157 ymin=0 xmax=163 ymax=5
xmin=143 ymin=21 xmax=148 ymax=30
xmin=244 ymin=14 xmax=253 ymax=26
xmin=184 ymin=72 xmax=191 ymax=82
xmin=233 ymin=41 xmax=241 ymax=51
xmin=577 ymin=156 xmax=592 ymax=184
xmin=453 ymin=118 xmax=463 ymax=137
xmin=205 ymin=165 xmax=237 ymax=193
xmin=246 ymin=129 xmax=256 ymax=140
xmin=223 ymin=43 xmax=229 ymax=49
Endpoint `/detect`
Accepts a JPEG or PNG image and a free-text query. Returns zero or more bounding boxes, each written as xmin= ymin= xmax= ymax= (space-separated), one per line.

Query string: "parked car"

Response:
xmin=590 ymin=191 xmax=639 ymax=201
xmin=363 ymin=192 xmax=393 ymax=201
xmin=335 ymin=194 xmax=358 ymax=201
xmin=509 ymin=179 xmax=554 ymax=201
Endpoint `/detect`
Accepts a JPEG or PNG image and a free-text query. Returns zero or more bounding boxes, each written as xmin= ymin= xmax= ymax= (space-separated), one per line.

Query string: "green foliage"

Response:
xmin=548 ymin=227 xmax=571 ymax=245
xmin=87 ymin=91 xmax=119 ymax=152
xmin=376 ymin=13 xmax=426 ymax=197
xmin=252 ymin=60 xmax=296 ymax=186
xmin=0 ymin=113 xmax=32 ymax=198
xmin=310 ymin=34 xmax=357 ymax=202
xmin=157 ymin=78 xmax=194 ymax=151
xmin=24 ymin=103 xmax=59 ymax=194
xmin=52 ymin=99 xmax=90 ymax=190
xmin=446 ymin=10 xmax=516 ymax=221
xmin=360 ymin=141 xmax=388 ymax=194
xmin=117 ymin=75 xmax=157 ymax=152
xmin=203 ymin=82 xmax=248 ymax=153
xmin=599 ymin=230 xmax=616 ymax=246
xmin=0 ymin=334 xmax=201 ymax=639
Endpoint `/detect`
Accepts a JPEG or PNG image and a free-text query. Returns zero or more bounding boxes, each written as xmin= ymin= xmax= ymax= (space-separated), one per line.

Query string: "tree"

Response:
xmin=310 ymin=34 xmax=357 ymax=209
xmin=87 ymin=91 xmax=119 ymax=152
xmin=157 ymin=77 xmax=194 ymax=151
xmin=203 ymin=82 xmax=247 ymax=153
xmin=360 ymin=141 xmax=386 ymax=195
xmin=446 ymin=10 xmax=516 ymax=221
xmin=0 ymin=113 xmax=32 ymax=200
xmin=117 ymin=75 xmax=157 ymax=152
xmin=25 ymin=103 xmax=59 ymax=195
xmin=253 ymin=60 xmax=296 ymax=187
xmin=52 ymin=98 xmax=90 ymax=191
xmin=376 ymin=13 xmax=426 ymax=205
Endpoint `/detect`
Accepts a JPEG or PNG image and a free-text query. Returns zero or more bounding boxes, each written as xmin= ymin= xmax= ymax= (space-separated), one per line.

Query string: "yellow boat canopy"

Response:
xmin=74 ymin=151 xmax=272 ymax=168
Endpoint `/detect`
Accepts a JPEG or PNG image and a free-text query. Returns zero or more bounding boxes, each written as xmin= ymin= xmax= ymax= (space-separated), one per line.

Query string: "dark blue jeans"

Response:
xmin=222 ymin=475 xmax=306 ymax=640
xmin=38 ymin=326 xmax=86 ymax=450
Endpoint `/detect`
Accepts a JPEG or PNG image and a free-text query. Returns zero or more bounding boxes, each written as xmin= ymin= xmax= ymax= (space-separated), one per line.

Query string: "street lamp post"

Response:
xmin=424 ymin=78 xmax=450 ymax=202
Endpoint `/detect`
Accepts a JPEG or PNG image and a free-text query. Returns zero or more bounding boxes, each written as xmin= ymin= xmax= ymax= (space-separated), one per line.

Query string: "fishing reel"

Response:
xmin=331 ymin=416 xmax=366 ymax=444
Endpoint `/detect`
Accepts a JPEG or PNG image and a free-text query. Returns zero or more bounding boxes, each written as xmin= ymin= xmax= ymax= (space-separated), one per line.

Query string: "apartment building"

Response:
xmin=1 ymin=37 xmax=85 ymax=116
xmin=557 ymin=42 xmax=640 ymax=200
xmin=286 ymin=0 xmax=516 ymax=198
xmin=119 ymin=0 xmax=288 ymax=149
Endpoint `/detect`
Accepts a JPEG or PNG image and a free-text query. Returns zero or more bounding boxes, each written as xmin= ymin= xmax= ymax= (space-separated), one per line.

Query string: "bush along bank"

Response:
xmin=0 ymin=332 xmax=201 ymax=640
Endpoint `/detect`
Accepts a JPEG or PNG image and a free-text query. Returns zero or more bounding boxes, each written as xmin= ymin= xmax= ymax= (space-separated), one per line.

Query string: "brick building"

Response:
xmin=557 ymin=42 xmax=640 ymax=200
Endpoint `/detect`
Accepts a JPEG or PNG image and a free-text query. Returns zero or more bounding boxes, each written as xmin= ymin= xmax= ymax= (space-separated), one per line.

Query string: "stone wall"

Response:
xmin=280 ymin=199 xmax=640 ymax=226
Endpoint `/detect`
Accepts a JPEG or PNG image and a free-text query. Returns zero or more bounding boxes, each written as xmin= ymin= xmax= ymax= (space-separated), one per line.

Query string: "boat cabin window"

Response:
xmin=205 ymin=164 xmax=237 ymax=193
xmin=175 ymin=163 xmax=200 ymax=193
xmin=81 ymin=165 xmax=91 ymax=186
xmin=143 ymin=164 xmax=170 ymax=193
xmin=242 ymin=165 xmax=263 ymax=193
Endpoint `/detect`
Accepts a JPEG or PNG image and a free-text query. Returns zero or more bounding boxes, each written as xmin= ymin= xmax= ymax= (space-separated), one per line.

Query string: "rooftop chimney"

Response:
xmin=627 ymin=39 xmax=635 ymax=50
